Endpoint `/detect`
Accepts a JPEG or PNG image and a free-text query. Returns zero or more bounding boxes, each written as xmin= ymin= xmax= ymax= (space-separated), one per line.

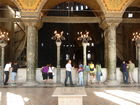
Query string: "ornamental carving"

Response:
xmin=103 ymin=0 xmax=129 ymax=11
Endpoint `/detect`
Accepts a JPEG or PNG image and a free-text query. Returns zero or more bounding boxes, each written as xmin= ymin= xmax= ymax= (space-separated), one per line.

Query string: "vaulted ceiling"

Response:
xmin=0 ymin=0 xmax=139 ymax=15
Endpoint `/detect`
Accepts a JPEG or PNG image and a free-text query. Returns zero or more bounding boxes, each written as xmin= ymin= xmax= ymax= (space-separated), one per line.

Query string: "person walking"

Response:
xmin=11 ymin=62 xmax=19 ymax=84
xmin=127 ymin=60 xmax=135 ymax=83
xmin=4 ymin=62 xmax=12 ymax=85
xmin=120 ymin=61 xmax=129 ymax=84
xmin=64 ymin=60 xmax=74 ymax=86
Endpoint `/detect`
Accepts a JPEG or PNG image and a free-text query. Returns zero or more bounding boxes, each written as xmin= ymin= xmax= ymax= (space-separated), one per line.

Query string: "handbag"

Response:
xmin=100 ymin=72 xmax=103 ymax=76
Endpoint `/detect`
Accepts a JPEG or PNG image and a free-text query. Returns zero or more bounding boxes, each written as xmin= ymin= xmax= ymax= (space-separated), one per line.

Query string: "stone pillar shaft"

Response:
xmin=107 ymin=26 xmax=116 ymax=81
xmin=0 ymin=47 xmax=5 ymax=83
xmin=26 ymin=25 xmax=37 ymax=82
xmin=82 ymin=42 xmax=88 ymax=85
xmin=82 ymin=42 xmax=88 ymax=65
xmin=0 ymin=43 xmax=7 ymax=83
xmin=104 ymin=30 xmax=108 ymax=68
xmin=136 ymin=43 xmax=140 ymax=83
xmin=56 ymin=41 xmax=61 ymax=83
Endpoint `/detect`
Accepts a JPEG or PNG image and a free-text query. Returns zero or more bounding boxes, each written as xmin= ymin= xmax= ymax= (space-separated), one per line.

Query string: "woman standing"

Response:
xmin=48 ymin=64 xmax=54 ymax=83
xmin=41 ymin=65 xmax=49 ymax=83
xmin=96 ymin=63 xmax=102 ymax=84
xmin=78 ymin=62 xmax=84 ymax=86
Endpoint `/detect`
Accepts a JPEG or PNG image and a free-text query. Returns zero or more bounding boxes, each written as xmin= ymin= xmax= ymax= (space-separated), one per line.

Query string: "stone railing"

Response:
xmin=7 ymin=68 xmax=139 ymax=83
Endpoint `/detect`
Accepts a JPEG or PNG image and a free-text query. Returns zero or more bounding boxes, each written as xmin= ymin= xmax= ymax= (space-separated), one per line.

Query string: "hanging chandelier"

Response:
xmin=132 ymin=32 xmax=140 ymax=42
xmin=0 ymin=28 xmax=10 ymax=43
xmin=77 ymin=31 xmax=92 ymax=43
xmin=52 ymin=30 xmax=65 ymax=42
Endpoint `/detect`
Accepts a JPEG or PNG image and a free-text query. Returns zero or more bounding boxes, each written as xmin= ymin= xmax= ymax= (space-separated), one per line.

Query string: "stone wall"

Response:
xmin=8 ymin=68 xmax=139 ymax=83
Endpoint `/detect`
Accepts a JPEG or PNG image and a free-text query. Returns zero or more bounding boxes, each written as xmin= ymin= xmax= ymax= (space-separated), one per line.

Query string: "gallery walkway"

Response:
xmin=0 ymin=87 xmax=140 ymax=105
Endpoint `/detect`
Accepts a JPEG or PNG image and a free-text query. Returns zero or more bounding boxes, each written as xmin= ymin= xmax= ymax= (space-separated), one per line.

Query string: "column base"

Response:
xmin=105 ymin=80 xmax=120 ymax=86
xmin=22 ymin=81 xmax=39 ymax=87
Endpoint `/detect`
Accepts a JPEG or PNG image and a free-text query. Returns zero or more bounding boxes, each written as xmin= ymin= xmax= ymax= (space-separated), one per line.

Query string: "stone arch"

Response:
xmin=39 ymin=0 xmax=104 ymax=17
xmin=121 ymin=0 xmax=140 ymax=16
xmin=0 ymin=0 xmax=19 ymax=9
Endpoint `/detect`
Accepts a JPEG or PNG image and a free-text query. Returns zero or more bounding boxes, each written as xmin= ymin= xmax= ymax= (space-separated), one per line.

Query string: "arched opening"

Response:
xmin=38 ymin=1 xmax=104 ymax=67
xmin=0 ymin=2 xmax=26 ymax=66
xmin=116 ymin=1 xmax=140 ymax=66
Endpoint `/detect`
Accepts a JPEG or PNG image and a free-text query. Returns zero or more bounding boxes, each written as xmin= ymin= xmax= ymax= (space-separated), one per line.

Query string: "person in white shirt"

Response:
xmin=48 ymin=64 xmax=54 ymax=83
xmin=64 ymin=60 xmax=73 ymax=86
xmin=4 ymin=62 xmax=12 ymax=85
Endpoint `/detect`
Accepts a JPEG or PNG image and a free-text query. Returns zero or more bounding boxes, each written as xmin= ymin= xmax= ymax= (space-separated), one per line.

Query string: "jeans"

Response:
xmin=4 ymin=71 xmax=9 ymax=84
xmin=11 ymin=72 xmax=17 ymax=81
xmin=123 ymin=71 xmax=128 ymax=83
xmin=64 ymin=71 xmax=73 ymax=85
xmin=96 ymin=72 xmax=101 ymax=81
xmin=78 ymin=72 xmax=84 ymax=86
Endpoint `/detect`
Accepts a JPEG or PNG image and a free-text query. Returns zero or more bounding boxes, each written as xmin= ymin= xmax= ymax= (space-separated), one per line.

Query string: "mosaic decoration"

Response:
xmin=16 ymin=0 xmax=42 ymax=11
xmin=15 ymin=0 xmax=131 ymax=12
xmin=103 ymin=0 xmax=129 ymax=11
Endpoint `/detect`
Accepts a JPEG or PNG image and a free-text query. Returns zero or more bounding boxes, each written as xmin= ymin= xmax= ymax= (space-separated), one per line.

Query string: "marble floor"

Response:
xmin=0 ymin=87 xmax=140 ymax=105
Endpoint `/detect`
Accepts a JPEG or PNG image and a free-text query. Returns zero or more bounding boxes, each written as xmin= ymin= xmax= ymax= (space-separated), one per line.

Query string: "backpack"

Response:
xmin=84 ymin=65 xmax=90 ymax=72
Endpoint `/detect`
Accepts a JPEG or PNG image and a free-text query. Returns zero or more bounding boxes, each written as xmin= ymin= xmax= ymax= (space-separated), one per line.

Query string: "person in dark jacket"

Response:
xmin=11 ymin=62 xmax=19 ymax=83
xmin=121 ymin=61 xmax=129 ymax=84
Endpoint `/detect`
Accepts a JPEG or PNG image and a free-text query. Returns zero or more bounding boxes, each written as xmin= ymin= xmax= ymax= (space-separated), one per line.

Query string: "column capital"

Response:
xmin=21 ymin=11 xmax=43 ymax=29
xmin=56 ymin=41 xmax=62 ymax=46
xmin=100 ymin=17 xmax=122 ymax=30
xmin=82 ymin=42 xmax=89 ymax=47
xmin=136 ymin=40 xmax=140 ymax=47
xmin=0 ymin=42 xmax=7 ymax=48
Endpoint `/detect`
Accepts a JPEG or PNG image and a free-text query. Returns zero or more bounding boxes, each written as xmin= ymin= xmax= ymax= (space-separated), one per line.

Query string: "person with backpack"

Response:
xmin=41 ymin=64 xmax=49 ymax=83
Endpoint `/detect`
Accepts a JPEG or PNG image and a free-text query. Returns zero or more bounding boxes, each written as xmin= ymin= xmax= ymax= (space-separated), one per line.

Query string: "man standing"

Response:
xmin=4 ymin=62 xmax=12 ymax=85
xmin=128 ymin=60 xmax=135 ymax=83
xmin=121 ymin=61 xmax=129 ymax=84
xmin=11 ymin=62 xmax=19 ymax=83
xmin=64 ymin=60 xmax=73 ymax=86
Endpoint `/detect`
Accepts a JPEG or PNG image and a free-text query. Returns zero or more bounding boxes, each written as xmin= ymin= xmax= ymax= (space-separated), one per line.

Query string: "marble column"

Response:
xmin=25 ymin=23 xmax=38 ymax=85
xmin=82 ymin=42 xmax=88 ymax=85
xmin=104 ymin=30 xmax=108 ymax=68
xmin=136 ymin=41 xmax=140 ymax=83
xmin=56 ymin=41 xmax=62 ymax=83
xmin=82 ymin=42 xmax=88 ymax=65
xmin=105 ymin=24 xmax=120 ymax=85
xmin=0 ymin=43 xmax=7 ymax=84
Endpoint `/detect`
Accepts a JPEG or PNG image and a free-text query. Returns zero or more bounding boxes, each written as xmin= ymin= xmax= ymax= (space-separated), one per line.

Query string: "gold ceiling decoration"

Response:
xmin=17 ymin=0 xmax=42 ymax=11
xmin=15 ymin=0 xmax=130 ymax=12
xmin=103 ymin=0 xmax=129 ymax=11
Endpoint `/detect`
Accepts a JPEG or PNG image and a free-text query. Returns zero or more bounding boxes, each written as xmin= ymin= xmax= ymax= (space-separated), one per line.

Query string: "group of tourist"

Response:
xmin=64 ymin=60 xmax=103 ymax=86
xmin=120 ymin=60 xmax=135 ymax=84
xmin=41 ymin=64 xmax=54 ymax=83
xmin=3 ymin=61 xmax=19 ymax=85
xmin=3 ymin=60 xmax=135 ymax=86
